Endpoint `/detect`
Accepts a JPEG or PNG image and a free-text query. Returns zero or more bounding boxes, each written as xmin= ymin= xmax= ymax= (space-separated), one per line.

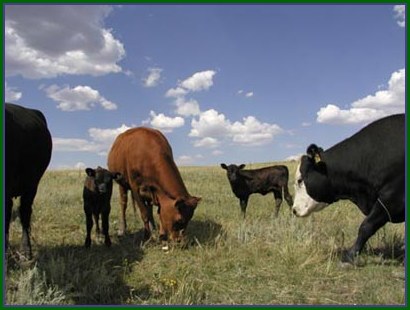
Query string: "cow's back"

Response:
xmin=325 ymin=114 xmax=404 ymax=188
xmin=107 ymin=127 xmax=187 ymax=196
xmin=5 ymin=103 xmax=52 ymax=197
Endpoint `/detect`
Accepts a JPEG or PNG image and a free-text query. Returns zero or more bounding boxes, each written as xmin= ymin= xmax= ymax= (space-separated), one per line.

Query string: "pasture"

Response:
xmin=4 ymin=162 xmax=405 ymax=305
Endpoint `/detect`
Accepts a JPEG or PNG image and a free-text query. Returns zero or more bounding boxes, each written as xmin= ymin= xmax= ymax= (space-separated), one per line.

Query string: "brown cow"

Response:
xmin=107 ymin=127 xmax=201 ymax=242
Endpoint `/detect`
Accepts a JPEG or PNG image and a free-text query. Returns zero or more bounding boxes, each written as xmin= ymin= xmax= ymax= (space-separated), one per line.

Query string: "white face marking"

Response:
xmin=292 ymin=162 xmax=328 ymax=217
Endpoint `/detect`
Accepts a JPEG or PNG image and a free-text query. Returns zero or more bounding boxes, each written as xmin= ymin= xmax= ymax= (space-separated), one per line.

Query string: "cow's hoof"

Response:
xmin=84 ymin=238 xmax=91 ymax=248
xmin=105 ymin=238 xmax=112 ymax=247
xmin=117 ymin=230 xmax=125 ymax=237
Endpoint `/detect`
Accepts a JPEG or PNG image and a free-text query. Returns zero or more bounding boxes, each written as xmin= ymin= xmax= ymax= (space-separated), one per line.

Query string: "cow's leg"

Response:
xmin=239 ymin=197 xmax=248 ymax=218
xmin=5 ymin=195 xmax=13 ymax=254
xmin=102 ymin=204 xmax=111 ymax=247
xmin=93 ymin=212 xmax=101 ymax=236
xmin=283 ymin=184 xmax=294 ymax=208
xmin=19 ymin=189 xmax=37 ymax=259
xmin=133 ymin=192 xmax=153 ymax=240
xmin=344 ymin=202 xmax=388 ymax=263
xmin=144 ymin=199 xmax=156 ymax=231
xmin=84 ymin=205 xmax=93 ymax=248
xmin=272 ymin=190 xmax=283 ymax=218
xmin=118 ymin=185 xmax=128 ymax=236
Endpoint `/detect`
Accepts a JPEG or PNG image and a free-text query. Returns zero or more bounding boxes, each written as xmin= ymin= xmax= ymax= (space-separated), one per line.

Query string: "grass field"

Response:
xmin=4 ymin=162 xmax=406 ymax=305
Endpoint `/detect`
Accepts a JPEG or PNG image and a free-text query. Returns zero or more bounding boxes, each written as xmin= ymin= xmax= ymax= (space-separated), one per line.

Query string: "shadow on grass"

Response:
xmin=337 ymin=238 xmax=405 ymax=266
xmin=186 ymin=219 xmax=224 ymax=247
xmin=8 ymin=230 xmax=146 ymax=305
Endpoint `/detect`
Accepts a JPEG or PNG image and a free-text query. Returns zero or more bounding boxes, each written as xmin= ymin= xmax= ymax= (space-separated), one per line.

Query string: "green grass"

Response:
xmin=4 ymin=162 xmax=405 ymax=305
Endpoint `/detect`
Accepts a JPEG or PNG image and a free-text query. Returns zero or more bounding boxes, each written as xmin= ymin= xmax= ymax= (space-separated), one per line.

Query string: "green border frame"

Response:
xmin=1 ymin=1 xmax=407 ymax=309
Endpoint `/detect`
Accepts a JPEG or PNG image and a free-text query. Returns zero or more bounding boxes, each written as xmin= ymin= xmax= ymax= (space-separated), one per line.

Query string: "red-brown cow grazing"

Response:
xmin=107 ymin=127 xmax=201 ymax=242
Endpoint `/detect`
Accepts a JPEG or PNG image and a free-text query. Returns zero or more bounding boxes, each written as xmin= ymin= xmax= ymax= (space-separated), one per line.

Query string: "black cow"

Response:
xmin=221 ymin=163 xmax=294 ymax=218
xmin=292 ymin=113 xmax=404 ymax=263
xmin=83 ymin=167 xmax=121 ymax=248
xmin=5 ymin=103 xmax=52 ymax=259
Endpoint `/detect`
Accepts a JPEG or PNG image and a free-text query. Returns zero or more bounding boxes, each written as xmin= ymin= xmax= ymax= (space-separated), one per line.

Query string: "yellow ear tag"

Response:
xmin=314 ymin=154 xmax=321 ymax=163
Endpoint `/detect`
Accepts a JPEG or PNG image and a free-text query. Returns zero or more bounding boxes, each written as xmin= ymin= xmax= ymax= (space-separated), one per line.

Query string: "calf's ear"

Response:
xmin=85 ymin=168 xmax=95 ymax=177
xmin=239 ymin=164 xmax=246 ymax=169
xmin=220 ymin=163 xmax=227 ymax=170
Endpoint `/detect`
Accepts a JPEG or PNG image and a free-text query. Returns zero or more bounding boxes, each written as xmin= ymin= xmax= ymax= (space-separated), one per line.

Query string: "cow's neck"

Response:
xmin=323 ymin=150 xmax=375 ymax=212
xmin=154 ymin=158 xmax=190 ymax=200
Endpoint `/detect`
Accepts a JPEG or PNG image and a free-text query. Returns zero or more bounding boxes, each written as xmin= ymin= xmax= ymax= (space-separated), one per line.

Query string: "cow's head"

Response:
xmin=292 ymin=144 xmax=334 ymax=217
xmin=85 ymin=167 xmax=122 ymax=194
xmin=158 ymin=195 xmax=201 ymax=242
xmin=220 ymin=163 xmax=246 ymax=182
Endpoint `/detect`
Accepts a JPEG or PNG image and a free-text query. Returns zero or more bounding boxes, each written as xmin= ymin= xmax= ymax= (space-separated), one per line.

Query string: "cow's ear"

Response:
xmin=239 ymin=164 xmax=246 ymax=169
xmin=220 ymin=163 xmax=227 ymax=170
xmin=85 ymin=168 xmax=95 ymax=177
xmin=175 ymin=197 xmax=201 ymax=210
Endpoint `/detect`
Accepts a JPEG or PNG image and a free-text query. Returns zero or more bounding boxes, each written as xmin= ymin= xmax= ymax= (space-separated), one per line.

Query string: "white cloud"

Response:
xmin=165 ymin=70 xmax=216 ymax=116
xmin=88 ymin=124 xmax=131 ymax=143
xmin=193 ymin=137 xmax=220 ymax=148
xmin=53 ymin=138 xmax=103 ymax=152
xmin=212 ymin=150 xmax=223 ymax=156
xmin=190 ymin=109 xmax=231 ymax=138
xmin=230 ymin=116 xmax=283 ymax=146
xmin=317 ymin=68 xmax=405 ymax=125
xmin=175 ymin=97 xmax=201 ymax=116
xmin=5 ymin=5 xmax=125 ymax=79
xmin=190 ymin=109 xmax=283 ymax=147
xmin=5 ymin=82 xmax=22 ymax=102
xmin=149 ymin=111 xmax=184 ymax=132
xmin=54 ymin=124 xmax=131 ymax=154
xmin=237 ymin=89 xmax=254 ymax=98
xmin=301 ymin=122 xmax=311 ymax=127
xmin=44 ymin=84 xmax=118 ymax=111
xmin=143 ymin=67 xmax=162 ymax=87
xmin=285 ymin=154 xmax=303 ymax=162
xmin=180 ymin=70 xmax=216 ymax=92
xmin=394 ymin=5 xmax=405 ymax=28
xmin=166 ymin=87 xmax=188 ymax=98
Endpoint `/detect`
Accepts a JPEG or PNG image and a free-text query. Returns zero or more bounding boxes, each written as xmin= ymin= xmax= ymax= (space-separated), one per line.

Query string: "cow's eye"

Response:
xmin=297 ymin=179 xmax=303 ymax=187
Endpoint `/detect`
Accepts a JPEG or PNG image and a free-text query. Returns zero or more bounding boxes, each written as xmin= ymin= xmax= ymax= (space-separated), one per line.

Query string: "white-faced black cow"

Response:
xmin=5 ymin=103 xmax=52 ymax=259
xmin=83 ymin=167 xmax=121 ymax=248
xmin=292 ymin=113 xmax=404 ymax=263
xmin=221 ymin=164 xmax=294 ymax=218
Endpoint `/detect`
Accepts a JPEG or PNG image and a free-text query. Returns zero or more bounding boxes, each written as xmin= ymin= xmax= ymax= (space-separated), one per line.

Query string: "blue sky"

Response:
xmin=4 ymin=4 xmax=406 ymax=169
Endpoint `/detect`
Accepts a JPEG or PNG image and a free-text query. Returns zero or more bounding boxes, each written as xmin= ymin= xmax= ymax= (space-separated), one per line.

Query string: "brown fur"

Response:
xmin=107 ymin=127 xmax=201 ymax=241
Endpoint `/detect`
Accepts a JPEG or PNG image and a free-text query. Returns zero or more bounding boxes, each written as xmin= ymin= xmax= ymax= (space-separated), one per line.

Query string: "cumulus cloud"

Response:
xmin=190 ymin=109 xmax=231 ymax=138
xmin=5 ymin=82 xmax=22 ymax=101
xmin=237 ymin=89 xmax=254 ymax=98
xmin=44 ymin=84 xmax=117 ymax=111
xmin=317 ymin=68 xmax=405 ymax=125
xmin=230 ymin=116 xmax=283 ymax=146
xmin=180 ymin=70 xmax=216 ymax=92
xmin=165 ymin=70 xmax=216 ymax=116
xmin=5 ymin=5 xmax=125 ymax=79
xmin=148 ymin=111 xmax=184 ymax=132
xmin=193 ymin=137 xmax=220 ymax=148
xmin=165 ymin=87 xmax=188 ymax=98
xmin=175 ymin=97 xmax=201 ymax=116
xmin=143 ymin=67 xmax=162 ymax=87
xmin=53 ymin=124 xmax=130 ymax=154
xmin=394 ymin=5 xmax=405 ymax=28
xmin=190 ymin=109 xmax=283 ymax=147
